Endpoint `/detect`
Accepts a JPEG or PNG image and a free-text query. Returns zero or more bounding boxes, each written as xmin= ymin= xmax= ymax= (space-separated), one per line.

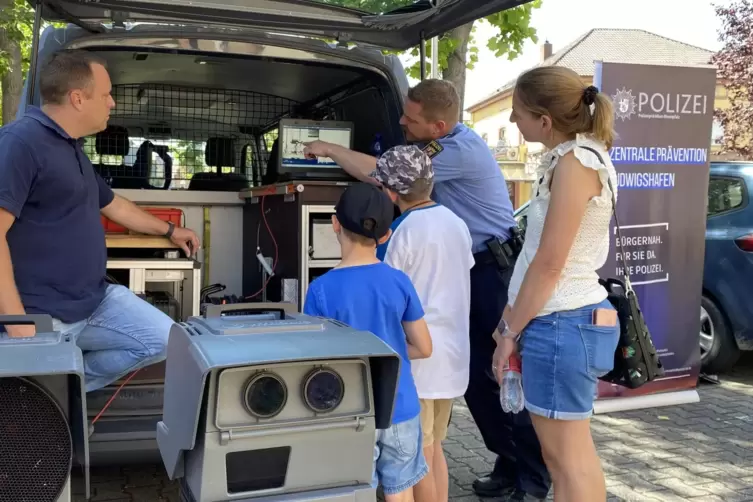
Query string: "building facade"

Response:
xmin=466 ymin=29 xmax=730 ymax=209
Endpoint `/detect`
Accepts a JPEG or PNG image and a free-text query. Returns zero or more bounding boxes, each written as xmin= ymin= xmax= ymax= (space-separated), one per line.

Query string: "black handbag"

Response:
xmin=581 ymin=147 xmax=665 ymax=388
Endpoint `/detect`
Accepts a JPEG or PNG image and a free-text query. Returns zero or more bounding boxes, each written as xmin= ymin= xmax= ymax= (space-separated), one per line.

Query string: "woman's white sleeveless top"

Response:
xmin=507 ymin=134 xmax=618 ymax=316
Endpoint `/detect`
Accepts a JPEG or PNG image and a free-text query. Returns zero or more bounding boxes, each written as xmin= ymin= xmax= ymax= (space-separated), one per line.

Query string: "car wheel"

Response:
xmin=700 ymin=295 xmax=740 ymax=374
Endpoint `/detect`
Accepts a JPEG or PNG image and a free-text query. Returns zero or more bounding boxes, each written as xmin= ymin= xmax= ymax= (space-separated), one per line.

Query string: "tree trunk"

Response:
xmin=442 ymin=21 xmax=474 ymax=122
xmin=0 ymin=21 xmax=24 ymax=125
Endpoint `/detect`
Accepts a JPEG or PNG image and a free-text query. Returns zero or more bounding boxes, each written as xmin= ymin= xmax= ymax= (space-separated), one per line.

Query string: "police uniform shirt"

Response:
xmin=418 ymin=123 xmax=517 ymax=254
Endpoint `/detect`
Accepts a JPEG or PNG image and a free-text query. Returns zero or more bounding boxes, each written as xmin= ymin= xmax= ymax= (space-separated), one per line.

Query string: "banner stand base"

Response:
xmin=594 ymin=389 xmax=700 ymax=415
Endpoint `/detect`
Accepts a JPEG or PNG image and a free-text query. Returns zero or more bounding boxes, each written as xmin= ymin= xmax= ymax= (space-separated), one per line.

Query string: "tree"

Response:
xmin=408 ymin=2 xmax=541 ymax=116
xmin=0 ymin=0 xmax=34 ymax=124
xmin=711 ymin=0 xmax=753 ymax=159
xmin=324 ymin=0 xmax=541 ymax=119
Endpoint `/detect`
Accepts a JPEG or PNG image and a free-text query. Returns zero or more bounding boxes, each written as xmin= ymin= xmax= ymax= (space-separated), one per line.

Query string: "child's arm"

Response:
xmin=302 ymin=282 xmax=324 ymax=317
xmin=399 ymin=270 xmax=432 ymax=360
xmin=403 ymin=318 xmax=432 ymax=359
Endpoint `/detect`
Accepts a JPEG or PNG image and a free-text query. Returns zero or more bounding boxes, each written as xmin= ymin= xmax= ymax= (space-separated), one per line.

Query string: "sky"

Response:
xmin=401 ymin=0 xmax=728 ymax=109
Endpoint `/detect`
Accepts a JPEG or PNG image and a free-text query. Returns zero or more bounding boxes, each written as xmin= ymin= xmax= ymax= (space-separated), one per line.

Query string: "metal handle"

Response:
xmin=0 ymin=314 xmax=54 ymax=332
xmin=204 ymin=302 xmax=297 ymax=318
xmin=219 ymin=417 xmax=364 ymax=445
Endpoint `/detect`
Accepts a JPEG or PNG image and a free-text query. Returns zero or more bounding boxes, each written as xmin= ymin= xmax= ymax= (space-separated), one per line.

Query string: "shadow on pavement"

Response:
xmin=74 ymin=355 xmax=753 ymax=502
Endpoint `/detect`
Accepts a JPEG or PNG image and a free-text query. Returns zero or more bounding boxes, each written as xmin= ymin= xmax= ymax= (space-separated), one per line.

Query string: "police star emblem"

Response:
xmin=612 ymin=87 xmax=637 ymax=121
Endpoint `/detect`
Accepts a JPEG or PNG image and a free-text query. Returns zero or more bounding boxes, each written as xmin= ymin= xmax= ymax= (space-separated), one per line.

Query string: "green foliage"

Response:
xmin=485 ymin=0 xmax=541 ymax=61
xmin=0 ymin=0 xmax=35 ymax=77
xmin=386 ymin=0 xmax=541 ymax=80
xmin=172 ymin=140 xmax=208 ymax=174
xmin=0 ymin=0 xmax=68 ymax=122
xmin=318 ymin=0 xmax=541 ymax=79
xmin=263 ymin=129 xmax=278 ymax=152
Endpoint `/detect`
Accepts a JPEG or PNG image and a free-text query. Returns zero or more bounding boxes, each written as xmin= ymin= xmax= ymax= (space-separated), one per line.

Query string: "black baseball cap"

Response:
xmin=335 ymin=183 xmax=394 ymax=243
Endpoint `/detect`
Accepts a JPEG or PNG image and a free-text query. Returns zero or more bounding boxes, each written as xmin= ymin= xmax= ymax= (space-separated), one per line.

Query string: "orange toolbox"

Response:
xmin=101 ymin=207 xmax=184 ymax=234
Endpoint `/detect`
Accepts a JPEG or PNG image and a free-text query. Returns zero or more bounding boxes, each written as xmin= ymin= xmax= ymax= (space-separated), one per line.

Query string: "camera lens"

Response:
xmin=303 ymin=369 xmax=344 ymax=413
xmin=243 ymin=373 xmax=287 ymax=419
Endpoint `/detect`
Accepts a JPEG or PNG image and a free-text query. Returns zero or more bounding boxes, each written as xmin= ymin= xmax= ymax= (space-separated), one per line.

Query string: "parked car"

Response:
xmin=513 ymin=161 xmax=753 ymax=374
xmin=701 ymin=161 xmax=753 ymax=373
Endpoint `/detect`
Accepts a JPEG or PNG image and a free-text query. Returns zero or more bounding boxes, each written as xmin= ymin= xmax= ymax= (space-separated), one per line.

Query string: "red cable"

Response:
xmin=93 ymin=198 xmax=278 ymax=423
xmin=91 ymin=368 xmax=141 ymax=425
xmin=246 ymin=195 xmax=279 ymax=300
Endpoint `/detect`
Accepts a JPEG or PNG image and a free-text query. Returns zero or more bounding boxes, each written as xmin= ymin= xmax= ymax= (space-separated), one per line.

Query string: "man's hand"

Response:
xmin=170 ymin=226 xmax=200 ymax=258
xmin=101 ymin=196 xmax=201 ymax=257
xmin=303 ymin=140 xmax=332 ymax=159
xmin=6 ymin=324 xmax=35 ymax=338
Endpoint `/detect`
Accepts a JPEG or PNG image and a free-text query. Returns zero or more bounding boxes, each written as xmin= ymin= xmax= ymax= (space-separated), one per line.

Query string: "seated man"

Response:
xmin=0 ymin=50 xmax=200 ymax=393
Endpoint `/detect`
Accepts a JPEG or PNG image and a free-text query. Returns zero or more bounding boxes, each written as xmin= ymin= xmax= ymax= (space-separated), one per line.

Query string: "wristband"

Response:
xmin=164 ymin=221 xmax=175 ymax=239
xmin=502 ymin=327 xmax=521 ymax=343
xmin=497 ymin=318 xmax=521 ymax=342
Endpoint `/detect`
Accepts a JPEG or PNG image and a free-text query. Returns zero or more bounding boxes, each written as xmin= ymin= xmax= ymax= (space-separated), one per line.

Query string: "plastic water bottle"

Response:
xmin=500 ymin=354 xmax=524 ymax=413
xmin=371 ymin=133 xmax=384 ymax=157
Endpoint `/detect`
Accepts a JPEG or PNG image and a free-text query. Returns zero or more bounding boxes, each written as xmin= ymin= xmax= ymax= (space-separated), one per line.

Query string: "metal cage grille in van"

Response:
xmin=0 ymin=377 xmax=73 ymax=502
xmin=82 ymin=84 xmax=296 ymax=190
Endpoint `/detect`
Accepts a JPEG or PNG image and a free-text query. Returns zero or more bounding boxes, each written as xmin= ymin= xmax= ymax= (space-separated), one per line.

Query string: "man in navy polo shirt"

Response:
xmin=304 ymin=79 xmax=551 ymax=501
xmin=0 ymin=50 xmax=200 ymax=395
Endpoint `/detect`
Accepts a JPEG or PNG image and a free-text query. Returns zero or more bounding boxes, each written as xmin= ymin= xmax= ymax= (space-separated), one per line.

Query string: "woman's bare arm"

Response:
xmin=503 ymin=151 xmax=603 ymax=335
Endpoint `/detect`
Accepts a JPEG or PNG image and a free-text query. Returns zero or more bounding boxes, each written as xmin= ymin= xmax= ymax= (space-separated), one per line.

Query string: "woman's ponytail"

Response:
xmin=515 ymin=67 xmax=617 ymax=149
xmin=590 ymin=92 xmax=615 ymax=150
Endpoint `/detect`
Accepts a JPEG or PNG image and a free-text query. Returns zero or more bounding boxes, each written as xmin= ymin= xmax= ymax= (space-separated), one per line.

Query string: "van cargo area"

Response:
xmin=54 ymin=41 xmax=408 ymax=191
xmin=20 ymin=23 xmax=410 ymax=466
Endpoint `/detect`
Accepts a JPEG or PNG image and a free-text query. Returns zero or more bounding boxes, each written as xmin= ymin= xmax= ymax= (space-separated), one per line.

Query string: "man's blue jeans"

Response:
xmin=52 ymin=284 xmax=173 ymax=392
xmin=464 ymin=258 xmax=551 ymax=499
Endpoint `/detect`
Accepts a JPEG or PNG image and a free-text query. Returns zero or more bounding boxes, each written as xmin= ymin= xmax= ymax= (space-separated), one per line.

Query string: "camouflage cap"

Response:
xmin=370 ymin=145 xmax=434 ymax=195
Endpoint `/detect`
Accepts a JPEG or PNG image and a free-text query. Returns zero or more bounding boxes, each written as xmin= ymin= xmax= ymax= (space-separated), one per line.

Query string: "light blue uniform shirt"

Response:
xmin=416 ymin=123 xmax=517 ymax=253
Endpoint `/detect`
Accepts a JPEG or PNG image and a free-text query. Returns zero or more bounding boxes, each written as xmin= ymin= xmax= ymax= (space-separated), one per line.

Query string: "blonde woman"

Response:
xmin=492 ymin=66 xmax=620 ymax=502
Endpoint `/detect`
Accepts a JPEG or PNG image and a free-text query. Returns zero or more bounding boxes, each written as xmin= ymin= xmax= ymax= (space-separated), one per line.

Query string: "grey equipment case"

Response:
xmin=0 ymin=314 xmax=90 ymax=502
xmin=156 ymin=303 xmax=401 ymax=502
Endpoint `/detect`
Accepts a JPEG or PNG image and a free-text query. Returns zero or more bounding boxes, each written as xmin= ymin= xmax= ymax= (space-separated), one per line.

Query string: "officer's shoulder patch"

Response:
xmin=422 ymin=140 xmax=444 ymax=159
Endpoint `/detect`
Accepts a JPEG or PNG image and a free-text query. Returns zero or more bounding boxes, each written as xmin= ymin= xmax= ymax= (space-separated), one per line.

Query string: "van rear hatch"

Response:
xmin=31 ymin=0 xmax=532 ymax=50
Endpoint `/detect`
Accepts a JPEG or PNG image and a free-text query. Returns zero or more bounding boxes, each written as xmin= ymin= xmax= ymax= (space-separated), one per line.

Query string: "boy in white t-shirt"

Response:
xmin=374 ymin=145 xmax=475 ymax=502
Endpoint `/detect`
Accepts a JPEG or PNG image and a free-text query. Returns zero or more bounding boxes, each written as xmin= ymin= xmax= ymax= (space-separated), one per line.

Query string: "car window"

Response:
xmin=708 ymin=176 xmax=746 ymax=217
xmin=83 ymin=136 xmax=212 ymax=190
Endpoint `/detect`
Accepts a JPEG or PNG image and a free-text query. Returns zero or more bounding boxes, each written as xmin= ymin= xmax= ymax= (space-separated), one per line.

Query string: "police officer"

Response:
xmin=304 ymin=79 xmax=551 ymax=502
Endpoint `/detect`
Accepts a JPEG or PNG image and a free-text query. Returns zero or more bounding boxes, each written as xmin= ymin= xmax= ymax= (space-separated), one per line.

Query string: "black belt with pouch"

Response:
xmin=479 ymin=226 xmax=524 ymax=272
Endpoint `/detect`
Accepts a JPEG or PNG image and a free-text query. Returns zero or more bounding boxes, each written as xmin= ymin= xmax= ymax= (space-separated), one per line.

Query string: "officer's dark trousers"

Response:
xmin=463 ymin=258 xmax=552 ymax=499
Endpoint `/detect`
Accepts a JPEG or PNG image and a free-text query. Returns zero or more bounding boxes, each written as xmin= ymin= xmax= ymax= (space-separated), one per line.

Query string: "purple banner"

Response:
xmin=594 ymin=62 xmax=718 ymax=399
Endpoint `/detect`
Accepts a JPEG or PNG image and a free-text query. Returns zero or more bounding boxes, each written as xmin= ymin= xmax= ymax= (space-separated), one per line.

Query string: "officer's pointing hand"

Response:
xmin=303 ymin=140 xmax=331 ymax=159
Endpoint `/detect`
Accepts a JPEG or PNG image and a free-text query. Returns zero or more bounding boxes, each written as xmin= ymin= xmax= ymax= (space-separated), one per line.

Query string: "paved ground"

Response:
xmin=73 ymin=355 xmax=753 ymax=502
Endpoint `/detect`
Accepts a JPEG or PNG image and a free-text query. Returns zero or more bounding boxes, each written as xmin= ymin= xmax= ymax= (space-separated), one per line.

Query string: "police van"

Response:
xmin=5 ymin=0 xmax=531 ymax=500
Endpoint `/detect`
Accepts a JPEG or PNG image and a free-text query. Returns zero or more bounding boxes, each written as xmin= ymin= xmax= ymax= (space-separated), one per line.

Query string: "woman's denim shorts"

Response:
xmin=520 ymin=299 xmax=620 ymax=421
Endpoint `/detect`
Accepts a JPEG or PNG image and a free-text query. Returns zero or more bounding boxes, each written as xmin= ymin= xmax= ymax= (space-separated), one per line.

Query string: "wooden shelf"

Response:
xmin=239 ymin=180 xmax=355 ymax=199
xmin=105 ymin=234 xmax=178 ymax=249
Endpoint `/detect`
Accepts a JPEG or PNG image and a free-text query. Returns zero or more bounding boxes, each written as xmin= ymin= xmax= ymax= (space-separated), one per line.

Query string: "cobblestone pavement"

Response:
xmin=73 ymin=356 xmax=753 ymax=502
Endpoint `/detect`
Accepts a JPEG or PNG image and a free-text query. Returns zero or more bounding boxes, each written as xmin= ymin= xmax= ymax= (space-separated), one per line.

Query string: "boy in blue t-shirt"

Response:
xmin=303 ymin=183 xmax=433 ymax=501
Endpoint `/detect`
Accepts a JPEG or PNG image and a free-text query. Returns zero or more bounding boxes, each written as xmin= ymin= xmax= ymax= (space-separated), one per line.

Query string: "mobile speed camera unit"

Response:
xmin=156 ymin=303 xmax=401 ymax=501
